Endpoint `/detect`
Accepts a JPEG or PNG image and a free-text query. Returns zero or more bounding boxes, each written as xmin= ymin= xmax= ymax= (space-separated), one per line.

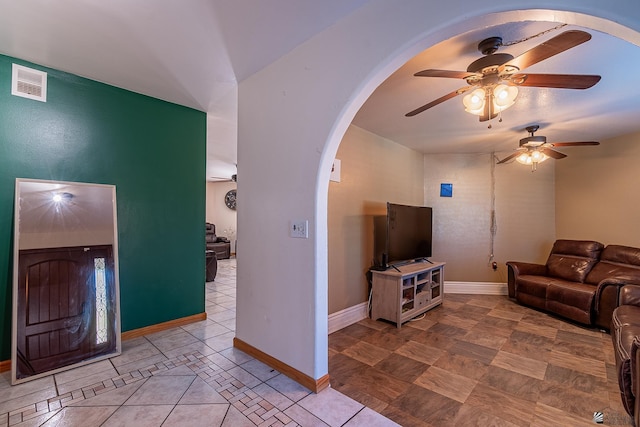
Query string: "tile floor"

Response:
xmin=329 ymin=293 xmax=635 ymax=426
xmin=0 ymin=259 xmax=397 ymax=427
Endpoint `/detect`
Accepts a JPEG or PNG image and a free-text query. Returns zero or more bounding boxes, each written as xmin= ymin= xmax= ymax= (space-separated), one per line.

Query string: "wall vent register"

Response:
xmin=12 ymin=63 xmax=47 ymax=102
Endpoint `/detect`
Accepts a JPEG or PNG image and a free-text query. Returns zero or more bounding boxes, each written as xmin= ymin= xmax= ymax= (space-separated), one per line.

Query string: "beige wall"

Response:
xmin=425 ymin=153 xmax=556 ymax=283
xmin=328 ymin=125 xmax=423 ymax=314
xmin=328 ymin=127 xmax=558 ymax=314
xmin=556 ymin=130 xmax=640 ymax=247
xmin=206 ymin=181 xmax=238 ymax=252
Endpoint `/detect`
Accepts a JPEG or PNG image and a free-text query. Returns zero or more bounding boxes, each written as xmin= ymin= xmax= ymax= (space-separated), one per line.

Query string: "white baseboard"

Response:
xmin=446 ymin=281 xmax=508 ymax=295
xmin=327 ymin=281 xmax=508 ymax=333
xmin=328 ymin=302 xmax=368 ymax=334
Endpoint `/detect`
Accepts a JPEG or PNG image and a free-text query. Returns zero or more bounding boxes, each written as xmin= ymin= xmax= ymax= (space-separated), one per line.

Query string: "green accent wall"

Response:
xmin=0 ymin=54 xmax=207 ymax=361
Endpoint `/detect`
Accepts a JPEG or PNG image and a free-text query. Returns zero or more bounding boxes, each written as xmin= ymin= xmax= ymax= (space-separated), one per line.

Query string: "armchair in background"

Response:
xmin=206 ymin=222 xmax=231 ymax=259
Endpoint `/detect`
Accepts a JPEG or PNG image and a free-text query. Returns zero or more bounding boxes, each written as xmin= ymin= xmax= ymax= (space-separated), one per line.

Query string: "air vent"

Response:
xmin=12 ymin=64 xmax=47 ymax=102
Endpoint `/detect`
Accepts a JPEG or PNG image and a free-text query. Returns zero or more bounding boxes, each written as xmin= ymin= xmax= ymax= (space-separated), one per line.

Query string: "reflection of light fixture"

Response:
xmin=462 ymin=84 xmax=518 ymax=118
xmin=52 ymin=192 xmax=74 ymax=203
xmin=516 ymin=149 xmax=548 ymax=172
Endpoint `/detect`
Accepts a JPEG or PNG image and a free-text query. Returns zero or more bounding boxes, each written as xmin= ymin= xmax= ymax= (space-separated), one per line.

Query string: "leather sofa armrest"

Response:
xmin=618 ymin=283 xmax=640 ymax=307
xmin=596 ymin=276 xmax=640 ymax=312
xmin=632 ymin=336 xmax=640 ymax=421
xmin=594 ymin=277 xmax=640 ymax=330
xmin=506 ymin=262 xmax=547 ymax=298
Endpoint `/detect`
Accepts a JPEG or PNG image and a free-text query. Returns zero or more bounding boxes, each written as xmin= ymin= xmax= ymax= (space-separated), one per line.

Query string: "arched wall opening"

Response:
xmin=236 ymin=2 xmax=640 ymax=389
xmin=317 ymin=8 xmax=640 ymax=374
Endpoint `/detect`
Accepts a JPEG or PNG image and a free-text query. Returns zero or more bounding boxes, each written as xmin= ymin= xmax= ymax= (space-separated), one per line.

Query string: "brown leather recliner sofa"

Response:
xmin=611 ymin=282 xmax=640 ymax=425
xmin=206 ymin=222 xmax=231 ymax=259
xmin=507 ymin=239 xmax=640 ymax=330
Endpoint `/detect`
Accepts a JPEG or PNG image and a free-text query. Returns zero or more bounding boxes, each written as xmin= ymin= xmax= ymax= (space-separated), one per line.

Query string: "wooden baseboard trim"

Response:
xmin=0 ymin=359 xmax=10 ymax=373
xmin=233 ymin=337 xmax=329 ymax=393
xmin=122 ymin=312 xmax=207 ymax=341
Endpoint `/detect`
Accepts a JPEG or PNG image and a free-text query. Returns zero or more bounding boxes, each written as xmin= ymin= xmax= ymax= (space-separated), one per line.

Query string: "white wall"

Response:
xmin=328 ymin=125 xmax=424 ymax=314
xmin=237 ymin=2 xmax=640 ymax=382
xmin=425 ymin=153 xmax=556 ymax=283
xmin=556 ymin=130 xmax=640 ymax=247
xmin=206 ymin=181 xmax=237 ymax=252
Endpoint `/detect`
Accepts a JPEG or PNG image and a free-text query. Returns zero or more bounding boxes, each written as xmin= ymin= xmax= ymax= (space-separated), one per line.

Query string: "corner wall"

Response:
xmin=556 ymin=130 xmax=640 ymax=247
xmin=328 ymin=125 xmax=423 ymax=314
xmin=0 ymin=55 xmax=207 ymax=360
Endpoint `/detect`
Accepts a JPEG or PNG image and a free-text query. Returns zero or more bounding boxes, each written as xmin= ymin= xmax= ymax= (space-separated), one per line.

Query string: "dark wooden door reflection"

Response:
xmin=16 ymin=245 xmax=116 ymax=379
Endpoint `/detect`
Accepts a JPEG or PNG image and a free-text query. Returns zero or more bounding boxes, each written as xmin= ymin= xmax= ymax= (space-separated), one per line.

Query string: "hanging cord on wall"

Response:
xmin=489 ymin=153 xmax=497 ymax=269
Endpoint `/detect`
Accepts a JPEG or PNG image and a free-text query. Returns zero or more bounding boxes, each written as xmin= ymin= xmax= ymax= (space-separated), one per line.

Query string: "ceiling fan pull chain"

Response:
xmin=502 ymin=23 xmax=568 ymax=47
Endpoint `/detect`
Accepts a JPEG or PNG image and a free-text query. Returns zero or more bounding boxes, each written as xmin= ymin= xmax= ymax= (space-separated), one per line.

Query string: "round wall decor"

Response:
xmin=225 ymin=189 xmax=237 ymax=210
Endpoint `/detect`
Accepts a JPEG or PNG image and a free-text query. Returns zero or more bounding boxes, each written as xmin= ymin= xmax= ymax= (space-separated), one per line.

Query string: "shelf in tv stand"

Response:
xmin=370 ymin=261 xmax=445 ymax=328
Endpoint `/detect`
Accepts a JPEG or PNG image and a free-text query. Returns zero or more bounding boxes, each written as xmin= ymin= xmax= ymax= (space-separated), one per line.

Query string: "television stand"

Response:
xmin=370 ymin=261 xmax=445 ymax=328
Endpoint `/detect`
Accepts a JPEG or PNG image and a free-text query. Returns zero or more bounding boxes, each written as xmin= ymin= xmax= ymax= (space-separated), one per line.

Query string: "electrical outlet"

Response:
xmin=290 ymin=220 xmax=308 ymax=238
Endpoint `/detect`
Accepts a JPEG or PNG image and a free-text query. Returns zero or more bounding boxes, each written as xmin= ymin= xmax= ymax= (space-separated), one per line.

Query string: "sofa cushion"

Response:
xmin=546 ymin=255 xmax=598 ymax=283
xmin=514 ymin=275 xmax=554 ymax=299
xmin=550 ymin=239 xmax=604 ymax=259
xmin=585 ymin=245 xmax=640 ymax=285
xmin=545 ymin=240 xmax=603 ymax=283
xmin=546 ymin=281 xmax=596 ymax=324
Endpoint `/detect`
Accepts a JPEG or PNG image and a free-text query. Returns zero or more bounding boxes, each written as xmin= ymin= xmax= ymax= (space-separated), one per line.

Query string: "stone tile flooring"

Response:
xmin=0 ymin=259 xmax=397 ymax=427
xmin=329 ymin=293 xmax=634 ymax=426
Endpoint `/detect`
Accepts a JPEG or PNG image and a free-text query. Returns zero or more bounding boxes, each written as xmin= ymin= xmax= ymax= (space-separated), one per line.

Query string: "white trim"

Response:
xmin=328 ymin=302 xmax=368 ymax=334
xmin=445 ymin=281 xmax=508 ymax=295
xmin=328 ymin=282 xmax=508 ymax=333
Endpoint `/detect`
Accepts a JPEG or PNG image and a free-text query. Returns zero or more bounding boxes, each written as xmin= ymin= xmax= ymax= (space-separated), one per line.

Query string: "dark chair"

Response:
xmin=205 ymin=250 xmax=217 ymax=281
xmin=205 ymin=223 xmax=231 ymax=259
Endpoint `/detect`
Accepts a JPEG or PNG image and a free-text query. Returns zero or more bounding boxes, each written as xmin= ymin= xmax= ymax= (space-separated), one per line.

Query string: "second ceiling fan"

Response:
xmin=406 ymin=30 xmax=601 ymax=121
xmin=497 ymin=125 xmax=599 ymax=171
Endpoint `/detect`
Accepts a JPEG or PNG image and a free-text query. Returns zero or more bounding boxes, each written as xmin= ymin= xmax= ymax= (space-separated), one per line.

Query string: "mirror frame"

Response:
xmin=11 ymin=178 xmax=122 ymax=384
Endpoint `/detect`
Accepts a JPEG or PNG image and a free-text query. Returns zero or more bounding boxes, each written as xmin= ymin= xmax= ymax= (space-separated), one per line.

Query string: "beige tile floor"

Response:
xmin=0 ymin=259 xmax=398 ymax=427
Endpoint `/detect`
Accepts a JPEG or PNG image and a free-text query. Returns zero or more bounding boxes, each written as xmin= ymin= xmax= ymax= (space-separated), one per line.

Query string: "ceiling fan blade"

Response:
xmin=550 ymin=141 xmax=600 ymax=147
xmin=497 ymin=152 xmax=521 ymax=164
xmin=414 ymin=69 xmax=479 ymax=79
xmin=405 ymin=87 xmax=471 ymax=117
xmin=508 ymin=73 xmax=601 ymax=89
xmin=541 ymin=147 xmax=567 ymax=159
xmin=499 ymin=30 xmax=592 ymax=72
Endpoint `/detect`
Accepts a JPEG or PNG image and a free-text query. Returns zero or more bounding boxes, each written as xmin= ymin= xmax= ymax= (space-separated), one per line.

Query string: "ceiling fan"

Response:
xmin=210 ymin=164 xmax=237 ymax=182
xmin=497 ymin=125 xmax=599 ymax=170
xmin=406 ymin=30 xmax=601 ymax=121
xmin=210 ymin=173 xmax=237 ymax=182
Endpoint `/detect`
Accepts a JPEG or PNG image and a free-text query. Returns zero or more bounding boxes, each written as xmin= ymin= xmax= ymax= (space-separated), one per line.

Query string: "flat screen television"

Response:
xmin=373 ymin=203 xmax=433 ymax=268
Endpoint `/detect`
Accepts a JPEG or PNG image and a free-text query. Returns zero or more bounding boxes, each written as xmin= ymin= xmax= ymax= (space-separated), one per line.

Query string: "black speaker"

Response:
xmin=381 ymin=253 xmax=388 ymax=267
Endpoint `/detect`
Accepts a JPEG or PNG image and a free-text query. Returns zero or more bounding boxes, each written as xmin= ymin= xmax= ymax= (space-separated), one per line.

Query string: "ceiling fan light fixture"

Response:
xmin=516 ymin=149 xmax=548 ymax=171
xmin=516 ymin=152 xmax=532 ymax=165
xmin=461 ymin=84 xmax=517 ymax=118
xmin=492 ymin=84 xmax=518 ymax=111
xmin=462 ymin=88 xmax=486 ymax=115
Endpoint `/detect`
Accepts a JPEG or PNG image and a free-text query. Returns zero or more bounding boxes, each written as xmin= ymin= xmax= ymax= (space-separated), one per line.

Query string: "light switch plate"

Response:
xmin=290 ymin=220 xmax=308 ymax=238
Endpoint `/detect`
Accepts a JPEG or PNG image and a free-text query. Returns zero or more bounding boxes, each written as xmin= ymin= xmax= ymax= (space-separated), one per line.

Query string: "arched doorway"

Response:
xmin=235 ymin=3 xmax=640 ymax=390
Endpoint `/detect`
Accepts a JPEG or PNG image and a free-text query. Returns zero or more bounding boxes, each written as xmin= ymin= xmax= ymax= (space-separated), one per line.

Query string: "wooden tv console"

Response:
xmin=370 ymin=261 xmax=445 ymax=328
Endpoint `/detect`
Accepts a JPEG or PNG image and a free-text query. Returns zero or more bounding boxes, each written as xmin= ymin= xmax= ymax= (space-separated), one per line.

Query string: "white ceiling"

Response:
xmin=353 ymin=21 xmax=640 ymax=157
xmin=1 ymin=2 xmax=639 ymax=175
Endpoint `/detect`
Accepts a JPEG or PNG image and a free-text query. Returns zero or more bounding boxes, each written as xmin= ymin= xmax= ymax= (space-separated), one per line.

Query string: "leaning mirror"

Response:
xmin=12 ymin=178 xmax=121 ymax=384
